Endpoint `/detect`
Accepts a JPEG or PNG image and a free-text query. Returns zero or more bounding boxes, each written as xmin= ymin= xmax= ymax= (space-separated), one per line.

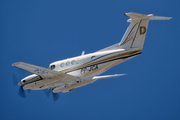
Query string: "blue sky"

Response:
xmin=1 ymin=0 xmax=180 ymax=120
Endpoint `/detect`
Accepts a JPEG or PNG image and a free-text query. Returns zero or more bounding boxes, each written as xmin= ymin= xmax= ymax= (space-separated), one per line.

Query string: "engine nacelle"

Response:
xmin=20 ymin=74 xmax=42 ymax=85
xmin=53 ymin=85 xmax=66 ymax=93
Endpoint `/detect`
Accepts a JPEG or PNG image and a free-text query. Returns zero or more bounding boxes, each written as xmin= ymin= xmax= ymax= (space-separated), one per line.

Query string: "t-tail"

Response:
xmin=99 ymin=12 xmax=171 ymax=52
xmin=119 ymin=12 xmax=172 ymax=49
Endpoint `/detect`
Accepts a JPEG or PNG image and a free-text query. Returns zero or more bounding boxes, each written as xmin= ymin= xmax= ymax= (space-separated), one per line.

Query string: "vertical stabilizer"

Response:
xmin=119 ymin=13 xmax=152 ymax=49
xmin=98 ymin=12 xmax=171 ymax=52
xmin=119 ymin=12 xmax=171 ymax=49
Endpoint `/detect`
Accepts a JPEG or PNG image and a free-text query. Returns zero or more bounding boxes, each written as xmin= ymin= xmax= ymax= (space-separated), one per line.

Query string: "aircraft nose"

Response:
xmin=18 ymin=81 xmax=23 ymax=85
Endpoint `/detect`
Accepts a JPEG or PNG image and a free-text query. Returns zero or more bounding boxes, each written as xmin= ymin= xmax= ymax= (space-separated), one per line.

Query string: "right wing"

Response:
xmin=92 ymin=74 xmax=126 ymax=80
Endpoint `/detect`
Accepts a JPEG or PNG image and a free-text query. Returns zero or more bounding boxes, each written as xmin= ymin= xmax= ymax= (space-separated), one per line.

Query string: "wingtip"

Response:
xmin=167 ymin=17 xmax=172 ymax=20
xmin=117 ymin=74 xmax=126 ymax=76
xmin=12 ymin=62 xmax=22 ymax=66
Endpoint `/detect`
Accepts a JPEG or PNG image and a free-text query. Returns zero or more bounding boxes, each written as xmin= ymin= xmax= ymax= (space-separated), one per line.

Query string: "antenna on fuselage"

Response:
xmin=81 ymin=51 xmax=85 ymax=56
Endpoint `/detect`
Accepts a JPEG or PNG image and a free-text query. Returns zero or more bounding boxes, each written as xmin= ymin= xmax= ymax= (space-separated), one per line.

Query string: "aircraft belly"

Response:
xmin=61 ymin=79 xmax=96 ymax=93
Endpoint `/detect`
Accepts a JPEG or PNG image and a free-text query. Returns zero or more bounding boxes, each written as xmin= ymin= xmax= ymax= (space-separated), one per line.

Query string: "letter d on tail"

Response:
xmin=140 ymin=26 xmax=146 ymax=35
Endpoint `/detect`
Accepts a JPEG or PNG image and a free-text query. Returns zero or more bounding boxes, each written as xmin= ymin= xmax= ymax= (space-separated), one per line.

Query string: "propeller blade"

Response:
xmin=52 ymin=93 xmax=60 ymax=101
xmin=13 ymin=73 xmax=26 ymax=98
xmin=13 ymin=74 xmax=19 ymax=85
xmin=18 ymin=86 xmax=26 ymax=98
xmin=27 ymin=89 xmax=31 ymax=93
xmin=44 ymin=89 xmax=51 ymax=98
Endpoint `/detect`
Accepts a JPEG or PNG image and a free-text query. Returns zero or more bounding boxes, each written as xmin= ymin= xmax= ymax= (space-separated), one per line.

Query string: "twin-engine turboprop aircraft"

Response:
xmin=12 ymin=13 xmax=171 ymax=100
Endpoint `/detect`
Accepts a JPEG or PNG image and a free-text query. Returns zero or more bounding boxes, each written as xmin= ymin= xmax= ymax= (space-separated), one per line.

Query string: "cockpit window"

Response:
xmin=50 ymin=65 xmax=55 ymax=70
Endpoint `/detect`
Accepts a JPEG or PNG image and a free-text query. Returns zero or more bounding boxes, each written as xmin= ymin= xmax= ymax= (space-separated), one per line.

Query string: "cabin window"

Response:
xmin=60 ymin=63 xmax=64 ymax=67
xmin=66 ymin=61 xmax=70 ymax=66
xmin=50 ymin=65 xmax=55 ymax=70
xmin=71 ymin=60 xmax=76 ymax=65
xmin=91 ymin=56 xmax=96 ymax=59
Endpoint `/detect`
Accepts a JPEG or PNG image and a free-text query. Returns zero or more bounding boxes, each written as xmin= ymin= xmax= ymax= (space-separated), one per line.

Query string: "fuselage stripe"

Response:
xmin=65 ymin=52 xmax=142 ymax=73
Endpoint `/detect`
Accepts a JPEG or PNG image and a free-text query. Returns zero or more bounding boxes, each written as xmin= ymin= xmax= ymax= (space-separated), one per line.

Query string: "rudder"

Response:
xmin=119 ymin=13 xmax=151 ymax=49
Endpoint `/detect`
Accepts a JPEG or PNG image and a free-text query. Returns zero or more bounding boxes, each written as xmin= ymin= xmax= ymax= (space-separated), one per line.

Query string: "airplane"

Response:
xmin=12 ymin=12 xmax=171 ymax=100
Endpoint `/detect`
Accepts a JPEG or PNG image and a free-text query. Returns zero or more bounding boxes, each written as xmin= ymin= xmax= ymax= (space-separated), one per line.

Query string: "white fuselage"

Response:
xmin=22 ymin=47 xmax=142 ymax=92
xmin=43 ymin=48 xmax=141 ymax=91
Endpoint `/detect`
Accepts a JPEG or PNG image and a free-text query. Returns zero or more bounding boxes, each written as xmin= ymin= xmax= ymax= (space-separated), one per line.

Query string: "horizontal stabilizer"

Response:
xmin=125 ymin=12 xmax=153 ymax=22
xmin=150 ymin=16 xmax=172 ymax=20
xmin=125 ymin=12 xmax=172 ymax=22
xmin=92 ymin=74 xmax=126 ymax=80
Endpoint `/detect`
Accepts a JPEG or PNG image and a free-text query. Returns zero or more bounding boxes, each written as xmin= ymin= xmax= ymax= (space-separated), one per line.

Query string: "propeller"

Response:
xmin=13 ymin=74 xmax=19 ymax=85
xmin=52 ymin=93 xmax=60 ymax=101
xmin=18 ymin=86 xmax=26 ymax=98
xmin=13 ymin=70 xmax=59 ymax=100
xmin=12 ymin=72 xmax=27 ymax=98
xmin=44 ymin=89 xmax=60 ymax=101
xmin=44 ymin=89 xmax=51 ymax=98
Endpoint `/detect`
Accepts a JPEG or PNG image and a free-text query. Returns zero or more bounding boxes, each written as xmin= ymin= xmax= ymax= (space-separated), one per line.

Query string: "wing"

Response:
xmin=92 ymin=74 xmax=126 ymax=80
xmin=12 ymin=62 xmax=79 ymax=83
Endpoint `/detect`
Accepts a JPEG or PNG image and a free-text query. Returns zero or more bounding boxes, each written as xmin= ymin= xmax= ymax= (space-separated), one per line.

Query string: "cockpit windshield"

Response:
xmin=50 ymin=65 xmax=55 ymax=70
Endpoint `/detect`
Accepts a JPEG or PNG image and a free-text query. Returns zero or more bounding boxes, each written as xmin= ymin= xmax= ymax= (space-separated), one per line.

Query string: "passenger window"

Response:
xmin=66 ymin=61 xmax=70 ymax=66
xmin=60 ymin=63 xmax=64 ymax=67
xmin=50 ymin=65 xmax=55 ymax=70
xmin=91 ymin=56 xmax=96 ymax=59
xmin=71 ymin=60 xmax=76 ymax=65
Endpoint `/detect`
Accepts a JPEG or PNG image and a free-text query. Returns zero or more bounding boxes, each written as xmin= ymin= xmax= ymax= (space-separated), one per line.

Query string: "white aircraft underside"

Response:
xmin=12 ymin=12 xmax=171 ymax=95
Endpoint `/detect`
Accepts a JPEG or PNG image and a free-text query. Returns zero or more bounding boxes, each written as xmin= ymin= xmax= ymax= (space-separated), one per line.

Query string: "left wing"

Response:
xmin=12 ymin=62 xmax=79 ymax=83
